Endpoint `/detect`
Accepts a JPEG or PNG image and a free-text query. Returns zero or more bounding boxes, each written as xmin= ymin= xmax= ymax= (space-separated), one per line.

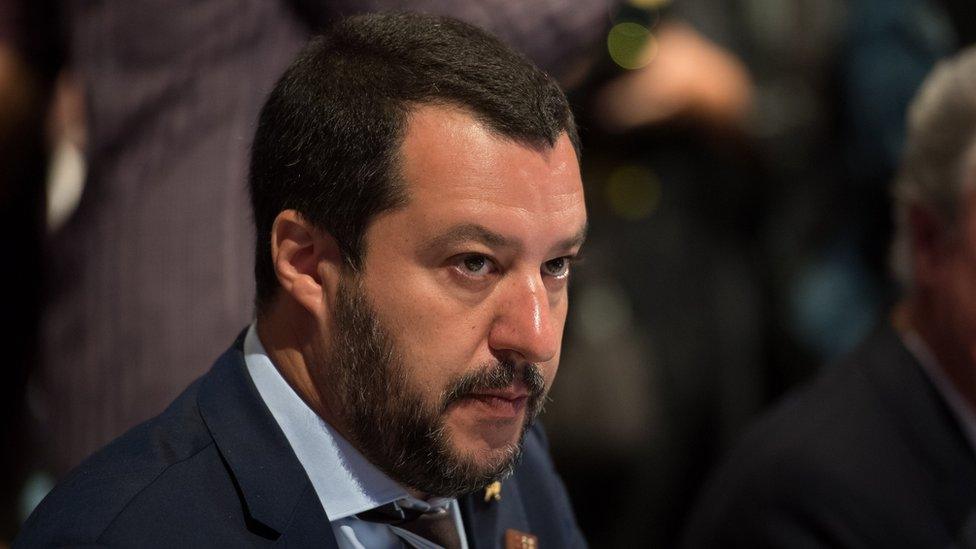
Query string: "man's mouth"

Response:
xmin=441 ymin=361 xmax=545 ymax=420
xmin=461 ymin=384 xmax=531 ymax=417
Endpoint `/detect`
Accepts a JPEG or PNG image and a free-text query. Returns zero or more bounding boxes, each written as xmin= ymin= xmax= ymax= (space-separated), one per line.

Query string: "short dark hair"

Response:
xmin=248 ymin=12 xmax=579 ymax=313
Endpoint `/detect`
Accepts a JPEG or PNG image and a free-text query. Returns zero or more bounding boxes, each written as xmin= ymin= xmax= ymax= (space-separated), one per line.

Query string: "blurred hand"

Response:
xmin=595 ymin=21 xmax=754 ymax=133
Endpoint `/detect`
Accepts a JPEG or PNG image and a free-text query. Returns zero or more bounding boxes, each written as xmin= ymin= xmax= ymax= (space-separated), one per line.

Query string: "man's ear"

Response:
xmin=909 ymin=204 xmax=949 ymax=288
xmin=270 ymin=210 xmax=344 ymax=320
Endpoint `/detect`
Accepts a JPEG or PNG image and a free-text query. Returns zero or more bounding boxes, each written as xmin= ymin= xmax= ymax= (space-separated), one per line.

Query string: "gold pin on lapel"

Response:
xmin=505 ymin=529 xmax=537 ymax=549
xmin=484 ymin=481 xmax=502 ymax=502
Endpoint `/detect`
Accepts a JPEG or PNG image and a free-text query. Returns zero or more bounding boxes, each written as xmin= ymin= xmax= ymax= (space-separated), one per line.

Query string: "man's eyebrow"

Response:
xmin=420 ymin=222 xmax=589 ymax=255
xmin=421 ymin=224 xmax=518 ymax=253
xmin=554 ymin=222 xmax=588 ymax=253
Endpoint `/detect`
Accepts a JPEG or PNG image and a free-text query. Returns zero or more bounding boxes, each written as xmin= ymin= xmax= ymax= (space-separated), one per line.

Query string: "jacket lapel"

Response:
xmin=460 ymin=478 xmax=531 ymax=549
xmin=197 ymin=335 xmax=337 ymax=547
xmin=862 ymin=326 xmax=976 ymax=543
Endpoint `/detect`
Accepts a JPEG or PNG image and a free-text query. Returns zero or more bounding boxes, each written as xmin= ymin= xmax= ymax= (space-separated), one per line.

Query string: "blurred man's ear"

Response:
xmin=909 ymin=204 xmax=949 ymax=288
xmin=270 ymin=210 xmax=344 ymax=321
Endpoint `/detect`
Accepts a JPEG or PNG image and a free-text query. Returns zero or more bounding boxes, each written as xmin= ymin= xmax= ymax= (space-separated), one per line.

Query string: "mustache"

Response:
xmin=441 ymin=360 xmax=545 ymax=409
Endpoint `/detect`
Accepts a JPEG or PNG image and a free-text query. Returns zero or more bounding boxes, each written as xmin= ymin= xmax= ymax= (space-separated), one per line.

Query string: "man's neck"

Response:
xmin=255 ymin=308 xmax=338 ymax=433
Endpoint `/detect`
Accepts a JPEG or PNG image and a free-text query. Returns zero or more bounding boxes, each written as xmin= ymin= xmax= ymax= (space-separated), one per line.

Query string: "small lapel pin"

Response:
xmin=484 ymin=481 xmax=502 ymax=502
xmin=505 ymin=529 xmax=538 ymax=549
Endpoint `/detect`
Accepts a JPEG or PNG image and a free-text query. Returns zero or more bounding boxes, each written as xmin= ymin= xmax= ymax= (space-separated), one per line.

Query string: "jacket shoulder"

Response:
xmin=682 ymin=330 xmax=945 ymax=547
xmin=16 ymin=374 xmax=218 ymax=547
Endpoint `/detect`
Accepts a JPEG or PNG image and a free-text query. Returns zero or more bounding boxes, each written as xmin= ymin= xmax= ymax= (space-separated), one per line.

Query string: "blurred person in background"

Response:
xmin=683 ymin=46 xmax=976 ymax=547
xmin=792 ymin=0 xmax=976 ymax=365
xmin=17 ymin=13 xmax=587 ymax=547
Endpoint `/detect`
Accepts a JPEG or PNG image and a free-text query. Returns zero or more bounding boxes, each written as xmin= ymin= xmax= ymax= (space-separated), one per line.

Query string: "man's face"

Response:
xmin=324 ymin=105 xmax=586 ymax=497
xmin=924 ymin=186 xmax=976 ymax=375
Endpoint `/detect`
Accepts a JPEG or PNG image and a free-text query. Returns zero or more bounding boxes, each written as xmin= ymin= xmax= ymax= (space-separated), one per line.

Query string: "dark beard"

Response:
xmin=324 ymin=278 xmax=547 ymax=497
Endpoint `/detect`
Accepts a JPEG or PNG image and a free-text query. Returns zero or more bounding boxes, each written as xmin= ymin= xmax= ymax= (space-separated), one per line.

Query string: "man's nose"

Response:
xmin=488 ymin=273 xmax=559 ymax=364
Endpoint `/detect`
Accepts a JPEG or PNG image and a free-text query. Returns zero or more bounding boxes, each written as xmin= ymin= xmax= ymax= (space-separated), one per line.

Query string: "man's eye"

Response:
xmin=460 ymin=254 xmax=493 ymax=276
xmin=543 ymin=257 xmax=571 ymax=278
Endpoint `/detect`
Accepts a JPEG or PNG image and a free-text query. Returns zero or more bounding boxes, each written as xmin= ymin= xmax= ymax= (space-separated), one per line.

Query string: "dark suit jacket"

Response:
xmin=16 ymin=334 xmax=586 ymax=548
xmin=682 ymin=325 xmax=976 ymax=548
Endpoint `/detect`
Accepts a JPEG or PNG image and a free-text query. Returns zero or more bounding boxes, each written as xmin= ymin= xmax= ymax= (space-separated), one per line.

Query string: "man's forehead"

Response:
xmin=362 ymin=104 xmax=585 ymax=257
xmin=398 ymin=105 xmax=580 ymax=193
xmin=401 ymin=104 xmax=576 ymax=161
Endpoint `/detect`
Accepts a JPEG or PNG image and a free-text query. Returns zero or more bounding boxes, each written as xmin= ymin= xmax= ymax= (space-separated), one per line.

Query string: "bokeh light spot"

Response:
xmin=629 ymin=0 xmax=671 ymax=8
xmin=605 ymin=165 xmax=661 ymax=220
xmin=607 ymin=22 xmax=657 ymax=70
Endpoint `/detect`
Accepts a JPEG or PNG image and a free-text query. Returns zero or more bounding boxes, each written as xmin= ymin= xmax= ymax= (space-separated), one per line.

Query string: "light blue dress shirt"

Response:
xmin=243 ymin=324 xmax=470 ymax=549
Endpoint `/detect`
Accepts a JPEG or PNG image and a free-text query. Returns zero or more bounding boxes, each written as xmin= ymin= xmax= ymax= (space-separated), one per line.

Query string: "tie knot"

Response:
xmin=355 ymin=498 xmax=451 ymax=524
xmin=356 ymin=500 xmax=462 ymax=549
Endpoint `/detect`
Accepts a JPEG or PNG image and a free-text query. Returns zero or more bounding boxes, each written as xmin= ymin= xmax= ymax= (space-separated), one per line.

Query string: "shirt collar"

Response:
xmin=244 ymin=323 xmax=419 ymax=521
xmin=900 ymin=328 xmax=976 ymax=456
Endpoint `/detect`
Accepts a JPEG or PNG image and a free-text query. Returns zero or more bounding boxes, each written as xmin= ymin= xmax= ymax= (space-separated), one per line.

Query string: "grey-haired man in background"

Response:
xmin=685 ymin=46 xmax=976 ymax=547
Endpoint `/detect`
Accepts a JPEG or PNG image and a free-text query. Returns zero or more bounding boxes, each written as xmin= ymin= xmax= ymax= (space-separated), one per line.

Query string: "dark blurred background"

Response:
xmin=2 ymin=0 xmax=973 ymax=546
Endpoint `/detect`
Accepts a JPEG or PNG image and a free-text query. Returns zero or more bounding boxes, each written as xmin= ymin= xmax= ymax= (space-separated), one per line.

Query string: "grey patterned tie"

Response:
xmin=356 ymin=501 xmax=462 ymax=549
xmin=395 ymin=507 xmax=462 ymax=549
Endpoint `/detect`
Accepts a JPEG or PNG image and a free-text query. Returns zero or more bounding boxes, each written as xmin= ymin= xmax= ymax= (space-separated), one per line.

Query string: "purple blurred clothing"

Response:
xmin=38 ymin=1 xmax=613 ymax=474
xmin=0 ymin=1 xmax=17 ymax=44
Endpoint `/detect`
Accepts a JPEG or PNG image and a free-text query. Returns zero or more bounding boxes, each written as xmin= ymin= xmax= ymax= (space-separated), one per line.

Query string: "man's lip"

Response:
xmin=467 ymin=386 xmax=530 ymax=401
